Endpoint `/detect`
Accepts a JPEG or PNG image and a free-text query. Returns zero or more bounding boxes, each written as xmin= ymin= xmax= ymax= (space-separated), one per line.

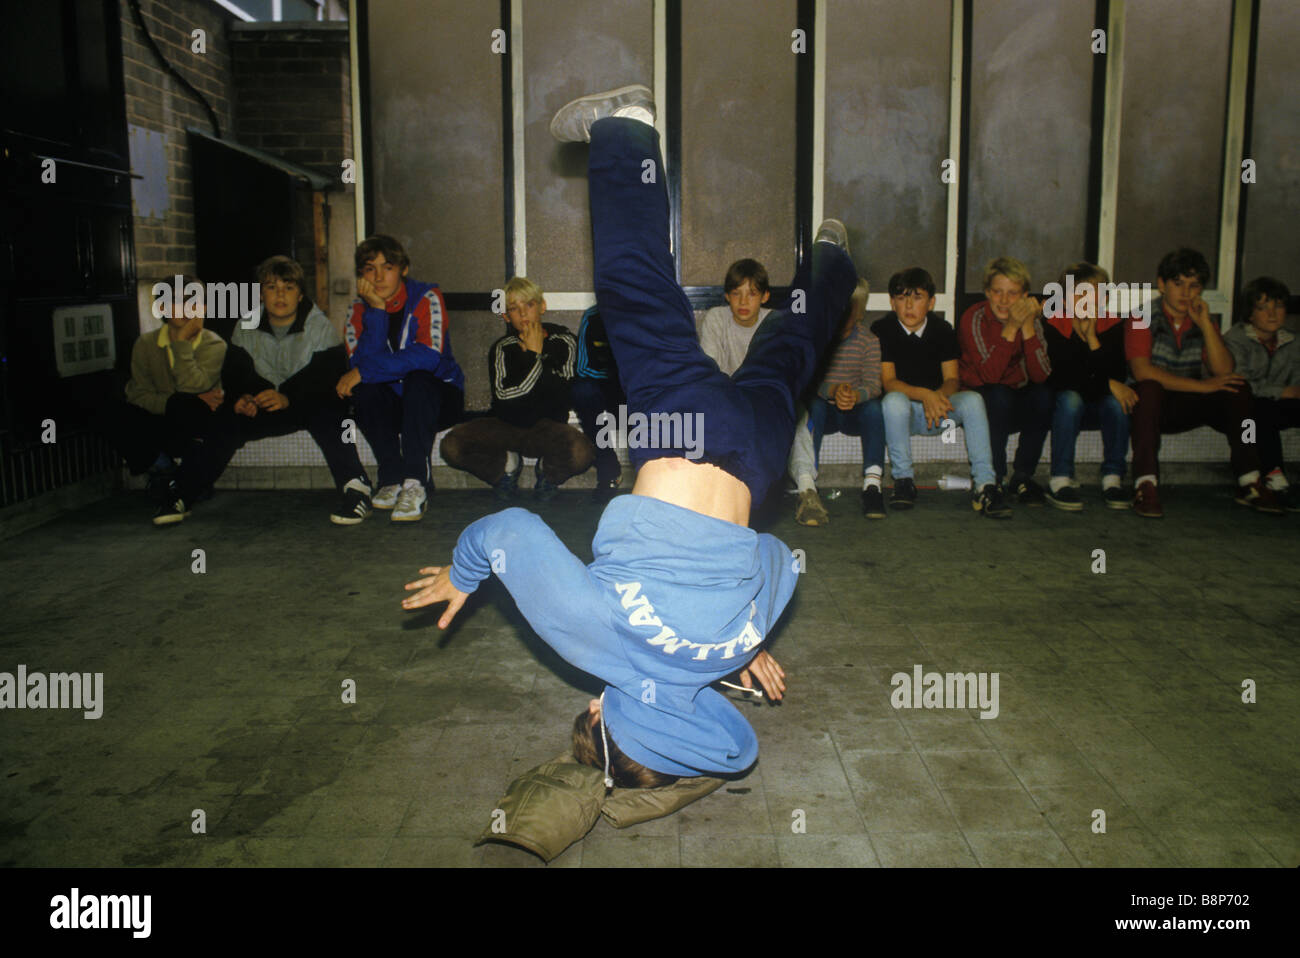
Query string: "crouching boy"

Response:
xmin=439 ymin=278 xmax=595 ymax=501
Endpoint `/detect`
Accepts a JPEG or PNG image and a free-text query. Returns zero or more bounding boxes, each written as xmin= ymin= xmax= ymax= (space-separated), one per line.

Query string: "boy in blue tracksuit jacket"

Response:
xmin=404 ymin=87 xmax=857 ymax=786
xmin=340 ymin=235 xmax=465 ymax=522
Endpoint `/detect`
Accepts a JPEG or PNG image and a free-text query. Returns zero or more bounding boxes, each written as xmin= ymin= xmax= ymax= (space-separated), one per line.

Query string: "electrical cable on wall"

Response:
xmin=127 ymin=0 xmax=223 ymax=139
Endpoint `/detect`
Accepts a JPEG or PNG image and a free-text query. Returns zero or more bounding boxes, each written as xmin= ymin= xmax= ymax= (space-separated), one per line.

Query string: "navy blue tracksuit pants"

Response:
xmin=588 ymin=118 xmax=858 ymax=501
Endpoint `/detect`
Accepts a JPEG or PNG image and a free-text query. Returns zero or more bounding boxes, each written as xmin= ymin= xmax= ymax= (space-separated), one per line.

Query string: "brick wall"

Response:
xmin=120 ymin=0 xmax=238 ymax=287
xmin=231 ymin=23 xmax=352 ymax=180
xmin=231 ymin=22 xmax=353 ymax=317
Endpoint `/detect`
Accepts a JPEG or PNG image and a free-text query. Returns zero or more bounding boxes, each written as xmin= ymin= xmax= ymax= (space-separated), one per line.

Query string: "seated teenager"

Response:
xmin=1127 ymin=248 xmax=1281 ymax=517
xmin=571 ymin=305 xmax=627 ymax=503
xmin=958 ymin=256 xmax=1053 ymax=504
xmin=403 ymin=85 xmax=855 ymax=788
xmin=800 ymin=278 xmax=886 ymax=523
xmin=1224 ymin=276 xmax=1300 ymax=511
xmin=439 ymin=277 xmax=595 ymax=502
xmin=1042 ymin=262 xmax=1136 ymax=511
xmin=224 ymin=255 xmax=375 ymax=525
xmin=340 ymin=235 xmax=465 ymax=522
xmin=694 ymin=259 xmax=818 ymax=523
xmin=872 ymin=268 xmax=1010 ymax=518
xmin=99 ymin=275 xmax=237 ymax=525
xmin=697 ymin=258 xmax=771 ymax=377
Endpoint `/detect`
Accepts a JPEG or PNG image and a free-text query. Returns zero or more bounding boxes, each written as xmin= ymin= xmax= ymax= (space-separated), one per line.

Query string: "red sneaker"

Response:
xmin=1133 ymin=480 xmax=1163 ymax=518
xmin=1235 ymin=480 xmax=1286 ymax=515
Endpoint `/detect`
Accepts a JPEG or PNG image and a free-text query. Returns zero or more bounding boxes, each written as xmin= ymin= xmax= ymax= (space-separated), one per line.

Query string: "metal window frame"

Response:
xmin=346 ymin=0 xmax=1264 ymax=325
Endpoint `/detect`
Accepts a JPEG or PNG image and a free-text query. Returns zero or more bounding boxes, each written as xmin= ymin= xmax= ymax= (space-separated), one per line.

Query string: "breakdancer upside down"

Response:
xmin=403 ymin=85 xmax=859 ymax=789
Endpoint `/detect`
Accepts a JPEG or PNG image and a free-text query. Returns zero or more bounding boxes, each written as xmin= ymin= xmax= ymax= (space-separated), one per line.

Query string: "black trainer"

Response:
xmin=890 ymin=478 xmax=917 ymax=510
xmin=861 ymin=485 xmax=887 ymax=519
xmin=1102 ymin=484 xmax=1130 ymax=510
xmin=151 ymin=483 xmax=190 ymax=526
xmin=1011 ymin=474 xmax=1046 ymax=506
xmin=534 ymin=465 xmax=559 ymax=502
xmin=1045 ymin=484 xmax=1083 ymax=511
xmin=330 ymin=478 xmax=373 ymax=525
xmin=493 ymin=465 xmax=522 ymax=501
xmin=973 ymin=483 xmax=1012 ymax=518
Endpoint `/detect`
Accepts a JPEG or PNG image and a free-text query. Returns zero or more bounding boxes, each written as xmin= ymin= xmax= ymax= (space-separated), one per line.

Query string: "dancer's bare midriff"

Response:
xmin=632 ymin=456 xmax=751 ymax=527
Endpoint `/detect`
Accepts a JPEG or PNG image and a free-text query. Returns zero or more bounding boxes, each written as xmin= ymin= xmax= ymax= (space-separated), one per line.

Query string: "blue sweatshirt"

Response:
xmin=448 ymin=494 xmax=800 ymax=777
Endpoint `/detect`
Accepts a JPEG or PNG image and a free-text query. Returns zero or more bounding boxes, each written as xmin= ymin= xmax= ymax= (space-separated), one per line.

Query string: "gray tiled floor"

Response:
xmin=1 ymin=485 xmax=1297 ymax=867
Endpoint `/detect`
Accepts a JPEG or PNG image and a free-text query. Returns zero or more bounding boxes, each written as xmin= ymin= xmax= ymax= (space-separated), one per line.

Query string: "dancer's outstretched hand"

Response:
xmin=739 ymin=650 xmax=786 ymax=702
xmin=403 ymin=566 xmax=468 ymax=629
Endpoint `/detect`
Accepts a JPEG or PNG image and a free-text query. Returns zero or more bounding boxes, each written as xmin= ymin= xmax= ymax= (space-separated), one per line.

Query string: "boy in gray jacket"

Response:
xmin=1225 ymin=276 xmax=1299 ymax=510
xmin=225 ymin=255 xmax=374 ymax=524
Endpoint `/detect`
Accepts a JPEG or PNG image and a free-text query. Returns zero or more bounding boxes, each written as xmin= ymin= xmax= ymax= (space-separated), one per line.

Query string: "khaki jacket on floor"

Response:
xmin=478 ymin=752 xmax=725 ymax=862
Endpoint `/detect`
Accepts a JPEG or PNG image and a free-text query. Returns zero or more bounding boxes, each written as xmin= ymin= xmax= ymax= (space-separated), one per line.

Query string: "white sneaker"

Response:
xmin=391 ymin=479 xmax=427 ymax=522
xmin=371 ymin=484 xmax=401 ymax=509
xmin=549 ymin=84 xmax=655 ymax=142
xmin=814 ymin=218 xmax=850 ymax=253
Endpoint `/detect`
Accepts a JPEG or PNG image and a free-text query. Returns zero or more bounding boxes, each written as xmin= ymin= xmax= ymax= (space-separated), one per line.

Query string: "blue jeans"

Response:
xmin=808 ymin=396 xmax=885 ymax=473
xmin=976 ymin=381 xmax=1054 ymax=482
xmin=880 ymin=389 xmax=996 ymax=488
xmin=589 ymin=117 xmax=859 ymax=499
xmin=1050 ymin=390 xmax=1129 ymax=479
xmin=353 ymin=370 xmax=463 ymax=487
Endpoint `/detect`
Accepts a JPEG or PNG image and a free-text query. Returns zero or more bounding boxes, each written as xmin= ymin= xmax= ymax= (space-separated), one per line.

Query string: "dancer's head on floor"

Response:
xmin=571 ymin=699 xmax=680 ymax=790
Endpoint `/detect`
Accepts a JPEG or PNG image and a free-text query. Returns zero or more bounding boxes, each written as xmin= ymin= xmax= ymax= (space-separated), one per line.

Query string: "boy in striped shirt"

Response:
xmin=1127 ymin=248 xmax=1281 ymax=517
xmin=797 ymin=279 xmax=887 ymax=523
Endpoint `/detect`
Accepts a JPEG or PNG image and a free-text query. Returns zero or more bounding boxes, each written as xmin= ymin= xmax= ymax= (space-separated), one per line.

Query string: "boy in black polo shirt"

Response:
xmin=872 ymin=267 xmax=1009 ymax=517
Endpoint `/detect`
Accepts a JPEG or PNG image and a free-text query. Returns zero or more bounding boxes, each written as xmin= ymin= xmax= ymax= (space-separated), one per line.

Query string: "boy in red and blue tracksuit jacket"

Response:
xmin=341 ymin=235 xmax=465 ymax=514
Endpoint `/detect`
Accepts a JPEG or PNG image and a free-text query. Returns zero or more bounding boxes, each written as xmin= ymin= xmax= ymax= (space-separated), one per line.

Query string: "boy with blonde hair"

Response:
xmin=439 ymin=277 xmax=595 ymax=501
xmin=958 ymin=256 xmax=1053 ymax=505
